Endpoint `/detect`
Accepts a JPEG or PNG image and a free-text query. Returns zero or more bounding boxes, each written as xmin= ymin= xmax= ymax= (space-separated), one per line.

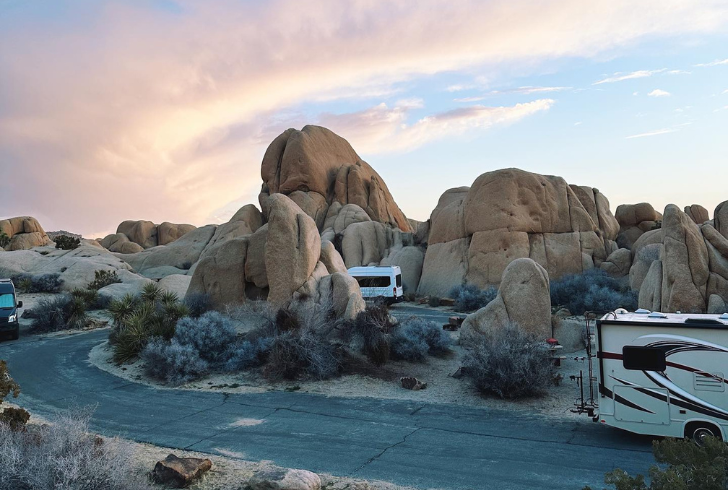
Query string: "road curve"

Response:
xmin=0 ymin=329 xmax=654 ymax=490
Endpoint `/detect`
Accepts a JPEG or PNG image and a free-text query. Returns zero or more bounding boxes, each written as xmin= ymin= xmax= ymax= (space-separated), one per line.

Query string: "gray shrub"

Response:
xmin=141 ymin=337 xmax=209 ymax=386
xmin=462 ymin=323 xmax=556 ymax=399
xmin=449 ymin=284 xmax=498 ymax=312
xmin=391 ymin=318 xmax=452 ymax=362
xmin=0 ymin=410 xmax=150 ymax=490
xmin=174 ymin=311 xmax=237 ymax=364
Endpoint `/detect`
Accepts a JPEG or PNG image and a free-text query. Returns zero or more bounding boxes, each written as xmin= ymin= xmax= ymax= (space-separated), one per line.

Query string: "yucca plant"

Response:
xmin=140 ymin=283 xmax=163 ymax=304
xmin=108 ymin=294 xmax=137 ymax=327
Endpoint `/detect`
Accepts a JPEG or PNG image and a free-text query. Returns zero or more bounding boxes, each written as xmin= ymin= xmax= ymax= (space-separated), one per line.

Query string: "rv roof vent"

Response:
xmin=720 ymin=313 xmax=728 ymax=320
xmin=635 ymin=309 xmax=651 ymax=314
xmin=685 ymin=318 xmax=724 ymax=325
xmin=648 ymin=312 xmax=668 ymax=318
xmin=615 ymin=308 xmax=628 ymax=315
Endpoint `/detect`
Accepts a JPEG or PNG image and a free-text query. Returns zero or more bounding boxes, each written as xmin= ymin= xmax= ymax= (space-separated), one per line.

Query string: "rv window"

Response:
xmin=395 ymin=274 xmax=402 ymax=288
xmin=622 ymin=346 xmax=666 ymax=371
xmin=353 ymin=276 xmax=391 ymax=288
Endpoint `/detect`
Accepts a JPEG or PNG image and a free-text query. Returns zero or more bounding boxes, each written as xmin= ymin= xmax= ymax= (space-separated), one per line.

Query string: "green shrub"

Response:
xmin=0 ymin=407 xmax=30 ymax=431
xmin=54 ymin=235 xmax=80 ymax=250
xmin=30 ymin=295 xmax=88 ymax=332
xmin=109 ymin=290 xmax=189 ymax=364
xmin=11 ymin=273 xmax=63 ymax=293
xmin=71 ymin=288 xmax=109 ymax=310
xmin=462 ymin=323 xmax=556 ymax=399
xmin=550 ymin=269 xmax=637 ymax=315
xmin=449 ymin=284 xmax=498 ymax=312
xmin=586 ymin=436 xmax=728 ymax=490
xmin=0 ymin=232 xmax=10 ymax=248
xmin=88 ymin=270 xmax=121 ymax=290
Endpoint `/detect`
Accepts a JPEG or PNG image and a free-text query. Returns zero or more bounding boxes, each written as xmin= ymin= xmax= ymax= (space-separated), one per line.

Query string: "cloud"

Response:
xmin=723 ymin=89 xmax=728 ymax=94
xmin=695 ymin=58 xmax=728 ymax=67
xmin=648 ymin=89 xmax=671 ymax=97
xmin=317 ymin=99 xmax=554 ymax=153
xmin=454 ymin=86 xmax=571 ymax=101
xmin=625 ymin=128 xmax=678 ymax=139
xmin=593 ymin=69 xmax=666 ymax=84
xmin=1 ymin=0 xmax=728 ymax=234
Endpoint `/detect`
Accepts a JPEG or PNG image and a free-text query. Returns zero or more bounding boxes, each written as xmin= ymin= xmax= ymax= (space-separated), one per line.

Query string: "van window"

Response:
xmin=0 ymin=293 xmax=14 ymax=308
xmin=396 ymin=274 xmax=402 ymax=288
xmin=622 ymin=346 xmax=666 ymax=371
xmin=353 ymin=276 xmax=391 ymax=288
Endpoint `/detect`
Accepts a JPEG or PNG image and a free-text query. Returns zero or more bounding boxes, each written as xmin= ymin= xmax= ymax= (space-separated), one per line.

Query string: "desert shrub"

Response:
xmin=275 ymin=307 xmax=302 ymax=332
xmin=449 ymin=284 xmax=498 ymax=312
xmin=263 ymin=330 xmax=340 ymax=381
xmin=403 ymin=292 xmax=416 ymax=302
xmin=183 ymin=292 xmax=212 ymax=318
xmin=12 ymin=272 xmax=63 ymax=293
xmin=428 ymin=296 xmax=441 ymax=307
xmin=0 ymin=232 xmax=9 ymax=248
xmin=140 ymin=282 xmax=163 ymax=303
xmin=585 ymin=437 xmax=728 ymax=490
xmin=141 ymin=337 xmax=209 ymax=386
xmin=30 ymin=294 xmax=88 ymax=332
xmin=346 ymin=304 xmax=395 ymax=366
xmin=0 ymin=410 xmax=151 ymax=490
xmin=109 ymin=291 xmax=189 ymax=363
xmin=174 ymin=312 xmax=237 ymax=364
xmin=224 ymin=338 xmax=272 ymax=372
xmin=54 ymin=234 xmax=81 ymax=250
xmin=0 ymin=360 xmax=29 ymax=431
xmin=462 ymin=324 xmax=556 ymax=399
xmin=71 ymin=287 xmax=110 ymax=310
xmin=550 ymin=269 xmax=637 ymax=315
xmin=87 ymin=269 xmax=121 ymax=290
xmin=391 ymin=318 xmax=453 ymax=362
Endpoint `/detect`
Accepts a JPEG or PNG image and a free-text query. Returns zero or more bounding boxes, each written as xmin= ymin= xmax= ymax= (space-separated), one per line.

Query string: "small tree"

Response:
xmin=0 ymin=231 xmax=10 ymax=248
xmin=54 ymin=235 xmax=80 ymax=250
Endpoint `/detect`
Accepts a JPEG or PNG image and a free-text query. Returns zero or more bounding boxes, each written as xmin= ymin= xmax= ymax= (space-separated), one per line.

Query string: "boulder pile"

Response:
xmin=0 ymin=216 xmax=53 ymax=251
xmin=100 ymin=220 xmax=197 ymax=252
xmin=417 ymin=169 xmax=619 ymax=297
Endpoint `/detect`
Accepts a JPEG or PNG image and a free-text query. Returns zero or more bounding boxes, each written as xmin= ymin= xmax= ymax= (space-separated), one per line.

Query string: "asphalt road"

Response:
xmin=0 ymin=319 xmax=655 ymax=490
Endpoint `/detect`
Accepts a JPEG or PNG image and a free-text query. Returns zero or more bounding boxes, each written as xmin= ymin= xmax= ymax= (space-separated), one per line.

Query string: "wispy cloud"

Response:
xmin=723 ymin=89 xmax=728 ymax=94
xmin=626 ymin=128 xmax=678 ymax=139
xmin=648 ymin=89 xmax=671 ymax=97
xmin=695 ymin=58 xmax=728 ymax=67
xmin=454 ymin=86 xmax=571 ymax=102
xmin=318 ymin=99 xmax=555 ymax=153
xmin=593 ymin=69 xmax=666 ymax=84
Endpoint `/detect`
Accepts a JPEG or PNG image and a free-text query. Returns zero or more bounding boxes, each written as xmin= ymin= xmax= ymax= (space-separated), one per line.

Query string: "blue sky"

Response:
xmin=1 ymin=1 xmax=727 ymax=235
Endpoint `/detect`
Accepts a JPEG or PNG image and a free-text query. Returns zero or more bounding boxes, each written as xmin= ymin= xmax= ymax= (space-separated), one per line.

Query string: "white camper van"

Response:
xmin=347 ymin=266 xmax=403 ymax=304
xmin=589 ymin=310 xmax=728 ymax=442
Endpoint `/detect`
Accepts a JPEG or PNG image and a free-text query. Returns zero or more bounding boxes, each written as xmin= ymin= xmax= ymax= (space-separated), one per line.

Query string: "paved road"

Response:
xmin=0 ymin=327 xmax=655 ymax=490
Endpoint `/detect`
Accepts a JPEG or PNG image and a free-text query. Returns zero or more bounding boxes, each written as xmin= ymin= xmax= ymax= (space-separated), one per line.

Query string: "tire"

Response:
xmin=685 ymin=422 xmax=722 ymax=445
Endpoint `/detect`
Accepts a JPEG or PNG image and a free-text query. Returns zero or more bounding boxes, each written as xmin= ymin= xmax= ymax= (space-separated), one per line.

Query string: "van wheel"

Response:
xmin=11 ymin=327 xmax=19 ymax=340
xmin=685 ymin=422 xmax=722 ymax=445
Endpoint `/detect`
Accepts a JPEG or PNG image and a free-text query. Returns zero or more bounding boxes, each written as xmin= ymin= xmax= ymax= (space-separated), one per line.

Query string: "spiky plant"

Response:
xmin=108 ymin=294 xmax=137 ymax=327
xmin=140 ymin=283 xmax=163 ymax=304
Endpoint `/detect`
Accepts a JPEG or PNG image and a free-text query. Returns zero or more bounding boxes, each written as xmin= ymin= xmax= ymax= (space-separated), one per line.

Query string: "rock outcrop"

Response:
xmin=0 ymin=216 xmax=53 ymax=251
xmin=684 ymin=204 xmax=710 ymax=225
xmin=417 ymin=169 xmax=619 ymax=297
xmin=615 ymin=203 xmax=662 ymax=250
xmin=460 ymin=258 xmax=551 ymax=344
xmin=259 ymin=125 xmax=411 ymax=233
xmin=187 ymin=194 xmax=365 ymax=319
xmin=105 ymin=220 xmax=197 ymax=251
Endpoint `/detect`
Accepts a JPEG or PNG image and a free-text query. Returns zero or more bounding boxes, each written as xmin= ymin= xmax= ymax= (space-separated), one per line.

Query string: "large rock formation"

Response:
xmin=631 ymin=201 xmax=728 ymax=313
xmin=259 ymin=125 xmax=411 ymax=233
xmin=417 ymin=169 xmax=619 ymax=297
xmin=187 ymin=194 xmax=365 ymax=319
xmin=460 ymin=258 xmax=551 ymax=345
xmin=0 ymin=216 xmax=53 ymax=251
xmin=105 ymin=220 xmax=197 ymax=251
xmin=615 ymin=203 xmax=662 ymax=250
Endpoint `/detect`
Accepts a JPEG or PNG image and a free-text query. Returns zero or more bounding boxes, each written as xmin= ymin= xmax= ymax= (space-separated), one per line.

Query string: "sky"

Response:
xmin=1 ymin=0 xmax=727 ymax=237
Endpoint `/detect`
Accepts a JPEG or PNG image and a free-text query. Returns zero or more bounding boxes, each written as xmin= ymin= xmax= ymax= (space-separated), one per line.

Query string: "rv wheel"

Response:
xmin=686 ymin=422 xmax=722 ymax=445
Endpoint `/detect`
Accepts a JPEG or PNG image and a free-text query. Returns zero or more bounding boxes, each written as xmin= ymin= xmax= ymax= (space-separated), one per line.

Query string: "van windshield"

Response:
xmin=0 ymin=293 xmax=15 ymax=309
xmin=353 ymin=276 xmax=391 ymax=288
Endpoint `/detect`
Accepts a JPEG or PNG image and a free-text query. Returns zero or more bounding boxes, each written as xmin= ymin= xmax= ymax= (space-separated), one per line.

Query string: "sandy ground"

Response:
xmin=90 ymin=335 xmax=594 ymax=420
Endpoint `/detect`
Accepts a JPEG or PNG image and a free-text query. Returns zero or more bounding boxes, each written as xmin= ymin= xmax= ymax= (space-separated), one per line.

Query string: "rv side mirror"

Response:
xmin=17 ymin=301 xmax=23 ymax=308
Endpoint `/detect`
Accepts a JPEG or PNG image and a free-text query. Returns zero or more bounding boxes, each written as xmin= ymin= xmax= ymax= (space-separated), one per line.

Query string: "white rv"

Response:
xmin=591 ymin=309 xmax=728 ymax=442
xmin=347 ymin=266 xmax=403 ymax=304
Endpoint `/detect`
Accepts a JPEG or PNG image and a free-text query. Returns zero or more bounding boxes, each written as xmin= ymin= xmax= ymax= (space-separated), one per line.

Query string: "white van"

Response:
xmin=347 ymin=266 xmax=403 ymax=304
